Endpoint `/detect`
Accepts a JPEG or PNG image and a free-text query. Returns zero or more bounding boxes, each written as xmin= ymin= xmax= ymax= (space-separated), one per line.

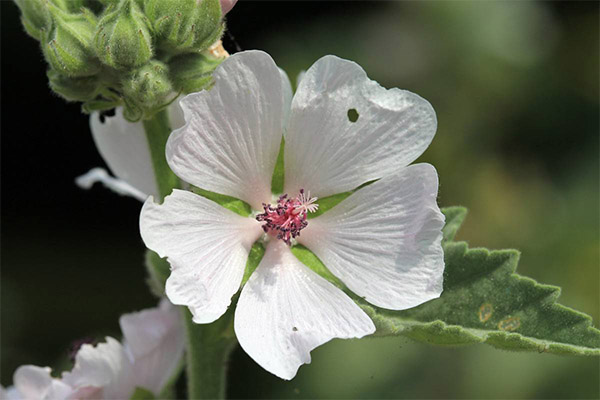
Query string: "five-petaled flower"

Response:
xmin=140 ymin=50 xmax=445 ymax=380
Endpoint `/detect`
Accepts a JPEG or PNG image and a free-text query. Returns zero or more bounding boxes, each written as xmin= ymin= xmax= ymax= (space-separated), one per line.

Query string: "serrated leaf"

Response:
xmin=440 ymin=205 xmax=467 ymax=243
xmin=290 ymin=207 xmax=599 ymax=355
xmin=355 ymin=208 xmax=600 ymax=356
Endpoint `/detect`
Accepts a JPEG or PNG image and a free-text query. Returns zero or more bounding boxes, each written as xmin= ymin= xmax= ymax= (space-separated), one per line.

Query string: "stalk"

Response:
xmin=143 ymin=109 xmax=236 ymax=399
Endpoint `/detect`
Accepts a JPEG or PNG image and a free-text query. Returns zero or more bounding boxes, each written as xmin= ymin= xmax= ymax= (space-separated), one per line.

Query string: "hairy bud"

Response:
xmin=144 ymin=0 xmax=223 ymax=55
xmin=14 ymin=0 xmax=51 ymax=40
xmin=169 ymin=51 xmax=222 ymax=94
xmin=122 ymin=60 xmax=174 ymax=121
xmin=94 ymin=0 xmax=153 ymax=70
xmin=47 ymin=69 xmax=100 ymax=102
xmin=42 ymin=5 xmax=100 ymax=77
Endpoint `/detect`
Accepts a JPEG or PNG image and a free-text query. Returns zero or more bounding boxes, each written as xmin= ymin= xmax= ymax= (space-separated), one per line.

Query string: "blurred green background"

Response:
xmin=1 ymin=1 xmax=598 ymax=398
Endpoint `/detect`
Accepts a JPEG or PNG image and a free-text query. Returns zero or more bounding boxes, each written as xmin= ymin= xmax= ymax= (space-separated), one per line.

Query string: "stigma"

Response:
xmin=256 ymin=189 xmax=319 ymax=245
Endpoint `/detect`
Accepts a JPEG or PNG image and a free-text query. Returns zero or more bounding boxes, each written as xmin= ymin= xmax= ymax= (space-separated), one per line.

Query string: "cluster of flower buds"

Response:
xmin=14 ymin=0 xmax=236 ymax=121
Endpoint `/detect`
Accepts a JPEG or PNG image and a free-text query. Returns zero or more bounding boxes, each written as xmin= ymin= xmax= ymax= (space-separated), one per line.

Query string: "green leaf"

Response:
xmin=440 ymin=205 xmax=467 ymax=242
xmin=130 ymin=387 xmax=155 ymax=400
xmin=292 ymin=206 xmax=600 ymax=355
xmin=358 ymin=208 xmax=600 ymax=355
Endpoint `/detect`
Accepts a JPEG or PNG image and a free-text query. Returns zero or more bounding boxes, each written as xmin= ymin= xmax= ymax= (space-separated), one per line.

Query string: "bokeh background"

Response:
xmin=2 ymin=1 xmax=598 ymax=398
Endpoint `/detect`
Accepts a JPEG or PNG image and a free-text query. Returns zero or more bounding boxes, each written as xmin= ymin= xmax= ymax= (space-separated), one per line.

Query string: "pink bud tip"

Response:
xmin=220 ymin=0 xmax=237 ymax=15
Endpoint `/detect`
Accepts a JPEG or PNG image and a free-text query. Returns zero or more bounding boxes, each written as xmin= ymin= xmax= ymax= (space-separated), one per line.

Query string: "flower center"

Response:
xmin=256 ymin=189 xmax=319 ymax=245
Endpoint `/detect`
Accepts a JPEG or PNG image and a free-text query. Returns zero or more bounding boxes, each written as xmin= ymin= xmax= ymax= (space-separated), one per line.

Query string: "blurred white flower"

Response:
xmin=76 ymin=102 xmax=185 ymax=201
xmin=140 ymin=50 xmax=445 ymax=379
xmin=1 ymin=300 xmax=184 ymax=399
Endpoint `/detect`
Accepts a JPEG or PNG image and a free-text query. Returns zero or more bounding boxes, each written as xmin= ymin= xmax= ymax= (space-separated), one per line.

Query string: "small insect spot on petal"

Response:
xmin=292 ymin=326 xmax=298 ymax=332
xmin=498 ymin=316 xmax=520 ymax=331
xmin=478 ymin=303 xmax=493 ymax=323
xmin=347 ymin=108 xmax=359 ymax=123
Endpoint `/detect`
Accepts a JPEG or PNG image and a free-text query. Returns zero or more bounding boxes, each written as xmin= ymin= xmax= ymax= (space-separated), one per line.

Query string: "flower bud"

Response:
xmin=220 ymin=0 xmax=237 ymax=15
xmin=94 ymin=0 xmax=153 ymax=70
xmin=122 ymin=60 xmax=174 ymax=121
xmin=47 ymin=68 xmax=100 ymax=101
xmin=42 ymin=5 xmax=100 ymax=77
xmin=52 ymin=0 xmax=86 ymax=13
xmin=168 ymin=52 xmax=222 ymax=94
xmin=14 ymin=0 xmax=50 ymax=41
xmin=144 ymin=0 xmax=224 ymax=55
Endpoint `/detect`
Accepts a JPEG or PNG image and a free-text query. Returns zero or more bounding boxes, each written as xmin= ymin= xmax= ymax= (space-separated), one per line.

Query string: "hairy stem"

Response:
xmin=182 ymin=308 xmax=237 ymax=399
xmin=142 ymin=109 xmax=180 ymax=200
xmin=143 ymin=109 xmax=235 ymax=399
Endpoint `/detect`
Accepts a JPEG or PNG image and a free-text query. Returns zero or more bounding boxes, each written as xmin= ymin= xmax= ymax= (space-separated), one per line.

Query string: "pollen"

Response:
xmin=256 ymin=189 xmax=319 ymax=245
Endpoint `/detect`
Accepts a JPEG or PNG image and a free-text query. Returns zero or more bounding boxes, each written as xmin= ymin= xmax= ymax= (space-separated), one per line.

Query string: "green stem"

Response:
xmin=143 ymin=109 xmax=235 ymax=399
xmin=182 ymin=307 xmax=237 ymax=399
xmin=142 ymin=109 xmax=180 ymax=200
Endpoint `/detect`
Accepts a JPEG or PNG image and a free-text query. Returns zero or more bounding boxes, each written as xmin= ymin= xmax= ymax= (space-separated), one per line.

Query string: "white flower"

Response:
xmin=140 ymin=50 xmax=445 ymax=380
xmin=75 ymin=102 xmax=186 ymax=201
xmin=1 ymin=300 xmax=184 ymax=400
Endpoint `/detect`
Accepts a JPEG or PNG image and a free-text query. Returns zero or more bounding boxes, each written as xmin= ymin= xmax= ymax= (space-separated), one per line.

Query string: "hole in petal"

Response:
xmin=347 ymin=108 xmax=359 ymax=123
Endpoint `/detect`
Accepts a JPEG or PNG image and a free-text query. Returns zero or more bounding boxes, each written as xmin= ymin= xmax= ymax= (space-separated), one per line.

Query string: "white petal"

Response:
xmin=235 ymin=240 xmax=375 ymax=380
xmin=12 ymin=366 xmax=52 ymax=400
xmin=119 ymin=300 xmax=184 ymax=395
xmin=1 ymin=386 xmax=18 ymax=400
xmin=284 ymin=55 xmax=437 ymax=198
xmin=166 ymin=50 xmax=285 ymax=210
xmin=11 ymin=366 xmax=71 ymax=400
xmin=279 ymin=68 xmax=293 ymax=130
xmin=61 ymin=337 xmax=135 ymax=400
xmin=140 ymin=190 xmax=263 ymax=323
xmin=75 ymin=168 xmax=148 ymax=202
xmin=298 ymin=163 xmax=445 ymax=310
xmin=167 ymin=97 xmax=186 ymax=132
xmin=89 ymin=108 xmax=159 ymax=198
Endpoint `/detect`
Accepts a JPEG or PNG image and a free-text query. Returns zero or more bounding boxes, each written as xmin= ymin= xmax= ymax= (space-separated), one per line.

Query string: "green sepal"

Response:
xmin=291 ymin=244 xmax=342 ymax=286
xmin=191 ymin=187 xmax=252 ymax=217
xmin=81 ymin=98 xmax=122 ymax=114
xmin=271 ymin=138 xmax=285 ymax=194
xmin=145 ymin=250 xmax=170 ymax=297
xmin=168 ymin=52 xmax=223 ymax=94
xmin=94 ymin=0 xmax=153 ymax=70
xmin=241 ymin=242 xmax=265 ymax=286
xmin=42 ymin=5 xmax=100 ymax=77
xmin=47 ymin=68 xmax=101 ymax=101
xmin=145 ymin=0 xmax=224 ymax=55
xmin=129 ymin=387 xmax=155 ymax=400
xmin=296 ymin=207 xmax=600 ymax=355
